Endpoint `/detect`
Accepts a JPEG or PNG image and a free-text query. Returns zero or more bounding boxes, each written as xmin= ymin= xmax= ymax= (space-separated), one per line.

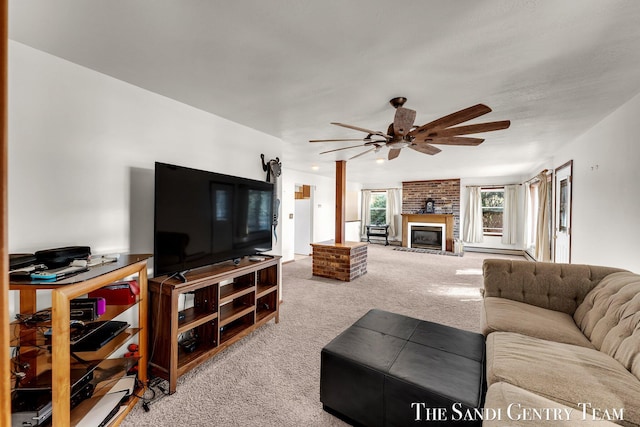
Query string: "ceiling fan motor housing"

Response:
xmin=389 ymin=97 xmax=408 ymax=109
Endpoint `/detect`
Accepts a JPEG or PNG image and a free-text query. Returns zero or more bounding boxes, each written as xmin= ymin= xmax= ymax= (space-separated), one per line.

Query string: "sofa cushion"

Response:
xmin=486 ymin=332 xmax=640 ymax=426
xmin=573 ymin=271 xmax=640 ymax=379
xmin=481 ymin=296 xmax=594 ymax=348
xmin=483 ymin=260 xmax=625 ymax=315
xmin=484 ymin=382 xmax=621 ymax=426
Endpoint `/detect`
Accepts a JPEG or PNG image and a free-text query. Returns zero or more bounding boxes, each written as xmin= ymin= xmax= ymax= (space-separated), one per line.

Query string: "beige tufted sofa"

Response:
xmin=481 ymin=259 xmax=640 ymax=426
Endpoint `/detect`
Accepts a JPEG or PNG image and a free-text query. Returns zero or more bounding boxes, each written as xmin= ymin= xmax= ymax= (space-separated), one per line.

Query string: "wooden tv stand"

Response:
xmin=148 ymin=256 xmax=280 ymax=393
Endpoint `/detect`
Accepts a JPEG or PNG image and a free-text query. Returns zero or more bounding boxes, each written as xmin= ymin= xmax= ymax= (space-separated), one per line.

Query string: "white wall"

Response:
xmin=8 ymin=42 xmax=285 ymax=314
xmin=547 ymin=91 xmax=640 ymax=272
xmin=9 ymin=41 xmax=283 ymax=257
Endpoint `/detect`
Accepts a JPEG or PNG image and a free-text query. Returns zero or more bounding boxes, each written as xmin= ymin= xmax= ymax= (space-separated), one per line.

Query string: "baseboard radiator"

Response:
xmin=463 ymin=246 xmax=526 ymax=257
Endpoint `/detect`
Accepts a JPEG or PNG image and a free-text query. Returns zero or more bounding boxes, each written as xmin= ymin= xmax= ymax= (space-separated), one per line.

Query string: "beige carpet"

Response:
xmin=121 ymin=245 xmax=522 ymax=426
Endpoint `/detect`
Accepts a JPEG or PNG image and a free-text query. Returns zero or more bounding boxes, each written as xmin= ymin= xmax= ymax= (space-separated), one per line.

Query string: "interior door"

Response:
xmin=554 ymin=161 xmax=573 ymax=263
xmin=294 ymin=184 xmax=313 ymax=255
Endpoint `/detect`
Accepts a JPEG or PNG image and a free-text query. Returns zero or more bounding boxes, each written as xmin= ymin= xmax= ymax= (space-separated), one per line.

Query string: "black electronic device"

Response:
xmin=11 ymin=389 xmax=52 ymax=426
xmin=180 ymin=337 xmax=198 ymax=353
xmin=154 ymin=162 xmax=274 ymax=278
xmin=70 ymin=297 xmax=106 ymax=321
xmin=34 ymin=246 xmax=91 ymax=268
xmin=9 ymin=253 xmax=37 ymax=269
xmin=13 ymin=363 xmax=98 ymax=425
xmin=70 ymin=382 xmax=96 ymax=408
xmin=19 ymin=362 xmax=98 ymax=392
xmin=71 ymin=320 xmax=129 ymax=352
xmin=70 ymin=305 xmax=97 ymax=322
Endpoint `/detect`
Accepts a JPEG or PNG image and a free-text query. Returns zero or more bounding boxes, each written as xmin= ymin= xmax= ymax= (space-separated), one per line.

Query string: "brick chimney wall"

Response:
xmin=402 ymin=179 xmax=461 ymax=238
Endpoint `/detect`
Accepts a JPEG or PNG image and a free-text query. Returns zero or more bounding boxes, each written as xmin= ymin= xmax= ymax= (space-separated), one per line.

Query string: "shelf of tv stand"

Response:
xmin=148 ymin=255 xmax=280 ymax=394
xmin=219 ymin=303 xmax=255 ymax=327
xmin=219 ymin=282 xmax=256 ymax=304
xmin=177 ymin=308 xmax=218 ymax=334
xmin=10 ymin=301 xmax=142 ymax=349
xmin=256 ymin=282 xmax=277 ymax=299
xmin=8 ymin=254 xmax=150 ymax=427
xmin=73 ymin=328 xmax=141 ymax=361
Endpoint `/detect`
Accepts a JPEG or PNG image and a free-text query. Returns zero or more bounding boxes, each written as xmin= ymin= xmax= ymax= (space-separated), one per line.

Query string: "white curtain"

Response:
xmin=523 ymin=181 xmax=533 ymax=250
xmin=463 ymin=186 xmax=484 ymax=243
xmin=535 ymin=174 xmax=551 ymax=261
xmin=386 ymin=189 xmax=400 ymax=239
xmin=360 ymin=190 xmax=372 ymax=238
xmin=501 ymin=185 xmax=518 ymax=245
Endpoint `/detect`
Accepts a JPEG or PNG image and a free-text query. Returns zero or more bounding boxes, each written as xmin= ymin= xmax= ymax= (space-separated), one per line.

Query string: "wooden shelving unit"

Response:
xmin=9 ymin=254 xmax=150 ymax=426
xmin=148 ymin=256 xmax=280 ymax=393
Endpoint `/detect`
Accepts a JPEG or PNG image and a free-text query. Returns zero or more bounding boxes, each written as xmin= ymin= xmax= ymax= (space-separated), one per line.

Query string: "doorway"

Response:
xmin=294 ymin=184 xmax=313 ymax=256
xmin=554 ymin=160 xmax=573 ymax=263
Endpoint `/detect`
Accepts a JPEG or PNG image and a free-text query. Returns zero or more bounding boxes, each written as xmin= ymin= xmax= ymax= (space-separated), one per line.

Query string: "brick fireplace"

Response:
xmin=401 ymin=214 xmax=454 ymax=251
xmin=402 ymin=179 xmax=460 ymax=240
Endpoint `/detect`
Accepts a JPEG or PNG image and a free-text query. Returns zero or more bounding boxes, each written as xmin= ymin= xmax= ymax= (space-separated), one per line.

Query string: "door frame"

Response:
xmin=293 ymin=183 xmax=314 ymax=255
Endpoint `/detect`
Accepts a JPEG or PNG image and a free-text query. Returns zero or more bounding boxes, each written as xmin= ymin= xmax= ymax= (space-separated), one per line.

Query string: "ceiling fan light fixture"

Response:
xmin=387 ymin=140 xmax=410 ymax=149
xmin=376 ymin=158 xmax=385 ymax=164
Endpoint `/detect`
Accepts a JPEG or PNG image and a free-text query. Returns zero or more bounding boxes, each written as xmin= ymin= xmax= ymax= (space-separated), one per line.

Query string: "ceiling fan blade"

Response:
xmin=349 ymin=147 xmax=375 ymax=160
xmin=319 ymin=144 xmax=364 ymax=154
xmin=388 ymin=148 xmax=402 ymax=160
xmin=408 ymin=104 xmax=493 ymax=136
xmin=410 ymin=143 xmax=442 ymax=155
xmin=393 ymin=107 xmax=416 ymax=136
xmin=309 ymin=138 xmax=371 ymax=143
xmin=415 ymin=136 xmax=485 ymax=146
xmin=331 ymin=122 xmax=391 ymax=139
xmin=423 ymin=120 xmax=511 ymax=138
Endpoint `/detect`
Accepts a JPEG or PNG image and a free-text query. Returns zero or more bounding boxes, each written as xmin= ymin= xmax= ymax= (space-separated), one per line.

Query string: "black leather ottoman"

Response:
xmin=320 ymin=309 xmax=485 ymax=426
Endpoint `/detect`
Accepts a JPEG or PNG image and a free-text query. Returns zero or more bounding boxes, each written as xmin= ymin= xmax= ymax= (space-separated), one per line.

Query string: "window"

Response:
xmin=369 ymin=192 xmax=387 ymax=225
xmin=558 ymin=178 xmax=569 ymax=232
xmin=481 ymin=188 xmax=504 ymax=235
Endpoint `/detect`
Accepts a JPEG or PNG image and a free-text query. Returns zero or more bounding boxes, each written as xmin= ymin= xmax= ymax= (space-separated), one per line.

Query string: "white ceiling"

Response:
xmin=9 ymin=0 xmax=640 ymax=184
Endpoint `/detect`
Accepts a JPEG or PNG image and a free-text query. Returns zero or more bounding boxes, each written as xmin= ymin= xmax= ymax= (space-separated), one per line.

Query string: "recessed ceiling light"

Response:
xmin=376 ymin=158 xmax=385 ymax=164
xmin=311 ymin=165 xmax=319 ymax=171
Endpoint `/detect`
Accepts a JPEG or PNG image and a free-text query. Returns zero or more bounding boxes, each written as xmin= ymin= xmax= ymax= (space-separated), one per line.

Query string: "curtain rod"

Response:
xmin=523 ymin=169 xmax=550 ymax=185
xmin=465 ymin=184 xmax=520 ymax=188
xmin=364 ymin=188 xmax=401 ymax=192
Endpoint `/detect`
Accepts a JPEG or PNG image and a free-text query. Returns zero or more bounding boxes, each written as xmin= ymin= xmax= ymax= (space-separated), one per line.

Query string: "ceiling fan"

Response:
xmin=310 ymin=97 xmax=511 ymax=161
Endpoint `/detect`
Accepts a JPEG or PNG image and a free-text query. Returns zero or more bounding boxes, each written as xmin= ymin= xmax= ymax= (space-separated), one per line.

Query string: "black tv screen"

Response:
xmin=153 ymin=162 xmax=274 ymax=277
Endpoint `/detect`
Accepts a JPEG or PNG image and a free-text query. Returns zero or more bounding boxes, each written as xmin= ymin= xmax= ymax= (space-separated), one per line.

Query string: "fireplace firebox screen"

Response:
xmin=410 ymin=226 xmax=443 ymax=250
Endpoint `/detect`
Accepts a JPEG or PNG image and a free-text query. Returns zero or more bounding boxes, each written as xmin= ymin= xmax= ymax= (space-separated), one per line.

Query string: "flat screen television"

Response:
xmin=153 ymin=162 xmax=274 ymax=278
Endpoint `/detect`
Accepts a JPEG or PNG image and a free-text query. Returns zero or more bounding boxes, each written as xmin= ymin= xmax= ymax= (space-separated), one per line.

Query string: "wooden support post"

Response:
xmin=1 ymin=1 xmax=10 ymax=424
xmin=335 ymin=160 xmax=346 ymax=244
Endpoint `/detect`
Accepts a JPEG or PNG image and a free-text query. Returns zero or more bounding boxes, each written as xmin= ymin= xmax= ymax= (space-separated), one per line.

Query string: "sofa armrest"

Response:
xmin=482 ymin=259 xmax=626 ymax=315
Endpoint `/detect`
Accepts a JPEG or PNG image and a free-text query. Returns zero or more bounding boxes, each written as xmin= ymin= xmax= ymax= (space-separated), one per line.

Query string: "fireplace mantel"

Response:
xmin=401 ymin=214 xmax=454 ymax=251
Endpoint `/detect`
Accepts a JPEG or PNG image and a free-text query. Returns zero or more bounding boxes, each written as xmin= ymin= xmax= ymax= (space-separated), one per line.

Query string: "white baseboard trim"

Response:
xmin=464 ymin=246 xmax=526 ymax=257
